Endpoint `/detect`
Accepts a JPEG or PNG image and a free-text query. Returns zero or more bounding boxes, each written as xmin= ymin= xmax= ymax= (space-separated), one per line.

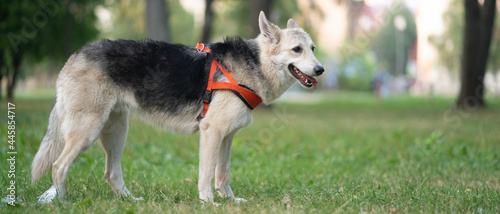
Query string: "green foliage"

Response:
xmin=1 ymin=0 xmax=102 ymax=61
xmin=1 ymin=92 xmax=499 ymax=213
xmin=338 ymin=38 xmax=378 ymax=91
xmin=212 ymin=0 xmax=251 ymax=39
xmin=103 ymin=0 xmax=196 ymax=44
xmin=168 ymin=0 xmax=196 ymax=44
xmin=373 ymin=2 xmax=417 ymax=76
xmin=272 ymin=0 xmax=300 ymax=28
xmin=0 ymin=0 xmax=103 ymax=90
xmin=212 ymin=0 xmax=299 ymax=40
xmin=101 ymin=0 xmax=145 ymax=40
xmin=428 ymin=0 xmax=463 ymax=75
xmin=487 ymin=3 xmax=500 ymax=74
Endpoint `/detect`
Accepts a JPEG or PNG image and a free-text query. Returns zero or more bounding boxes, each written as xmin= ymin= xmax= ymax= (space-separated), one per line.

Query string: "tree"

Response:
xmin=0 ymin=0 xmax=101 ymax=100
xmin=0 ymin=51 xmax=3 ymax=97
xmin=201 ymin=0 xmax=214 ymax=43
xmin=102 ymin=0 xmax=146 ymax=40
xmin=430 ymin=0 xmax=500 ymax=99
xmin=210 ymin=0 xmax=296 ymax=40
xmin=456 ymin=0 xmax=496 ymax=108
xmin=249 ymin=0 xmax=273 ymax=38
xmin=146 ymin=0 xmax=169 ymax=41
xmin=104 ymin=0 xmax=193 ymax=44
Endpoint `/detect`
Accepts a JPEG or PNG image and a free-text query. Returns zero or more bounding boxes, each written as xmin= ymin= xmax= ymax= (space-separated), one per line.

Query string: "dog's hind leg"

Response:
xmin=51 ymin=111 xmax=110 ymax=200
xmin=100 ymin=106 xmax=142 ymax=201
xmin=215 ymin=130 xmax=247 ymax=203
xmin=51 ymin=90 xmax=116 ymax=200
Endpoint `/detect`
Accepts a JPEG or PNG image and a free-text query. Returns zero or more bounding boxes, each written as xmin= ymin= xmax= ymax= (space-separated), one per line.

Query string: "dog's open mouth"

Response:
xmin=288 ymin=64 xmax=317 ymax=89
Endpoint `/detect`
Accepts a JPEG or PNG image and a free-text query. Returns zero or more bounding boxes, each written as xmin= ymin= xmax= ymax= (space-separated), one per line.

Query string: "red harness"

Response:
xmin=196 ymin=42 xmax=262 ymax=118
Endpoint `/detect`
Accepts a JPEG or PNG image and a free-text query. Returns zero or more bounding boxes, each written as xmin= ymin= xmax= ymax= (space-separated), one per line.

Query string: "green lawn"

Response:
xmin=1 ymin=92 xmax=499 ymax=213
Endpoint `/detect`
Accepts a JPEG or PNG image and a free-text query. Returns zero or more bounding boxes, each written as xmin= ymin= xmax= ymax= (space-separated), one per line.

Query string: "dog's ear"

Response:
xmin=259 ymin=11 xmax=281 ymax=44
xmin=287 ymin=19 xmax=301 ymax=29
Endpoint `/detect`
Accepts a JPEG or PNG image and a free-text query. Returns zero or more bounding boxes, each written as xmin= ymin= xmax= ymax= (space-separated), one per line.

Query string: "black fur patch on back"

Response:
xmin=209 ymin=37 xmax=260 ymax=73
xmin=80 ymin=39 xmax=210 ymax=113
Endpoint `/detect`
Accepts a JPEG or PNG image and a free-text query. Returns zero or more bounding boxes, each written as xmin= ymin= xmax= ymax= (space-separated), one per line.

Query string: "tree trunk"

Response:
xmin=0 ymin=51 xmax=3 ymax=100
xmin=456 ymin=0 xmax=496 ymax=108
xmin=7 ymin=52 xmax=22 ymax=100
xmin=201 ymin=0 xmax=214 ymax=43
xmin=65 ymin=0 xmax=74 ymax=58
xmin=249 ymin=0 xmax=273 ymax=38
xmin=146 ymin=0 xmax=169 ymax=42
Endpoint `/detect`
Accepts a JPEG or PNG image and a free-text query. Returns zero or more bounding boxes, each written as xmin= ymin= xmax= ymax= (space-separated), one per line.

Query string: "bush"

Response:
xmin=337 ymin=47 xmax=377 ymax=91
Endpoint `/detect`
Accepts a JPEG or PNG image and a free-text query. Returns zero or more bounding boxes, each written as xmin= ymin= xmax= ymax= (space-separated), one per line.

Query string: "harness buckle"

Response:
xmin=203 ymin=90 xmax=212 ymax=104
xmin=197 ymin=43 xmax=206 ymax=52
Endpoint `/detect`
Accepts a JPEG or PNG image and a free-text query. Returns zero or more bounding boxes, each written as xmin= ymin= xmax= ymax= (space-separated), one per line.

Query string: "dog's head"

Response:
xmin=258 ymin=12 xmax=324 ymax=89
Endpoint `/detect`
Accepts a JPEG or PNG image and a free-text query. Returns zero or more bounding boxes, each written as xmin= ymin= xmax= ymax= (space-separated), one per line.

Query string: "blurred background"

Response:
xmin=1 ymin=2 xmax=499 ymax=211
xmin=0 ymin=0 xmax=499 ymax=107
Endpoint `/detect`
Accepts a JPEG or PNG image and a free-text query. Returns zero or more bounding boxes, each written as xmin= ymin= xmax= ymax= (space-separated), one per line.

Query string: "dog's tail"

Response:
xmin=31 ymin=98 xmax=65 ymax=183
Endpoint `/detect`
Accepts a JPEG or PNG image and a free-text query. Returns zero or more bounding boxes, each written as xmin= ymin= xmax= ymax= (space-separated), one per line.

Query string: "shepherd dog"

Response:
xmin=31 ymin=11 xmax=324 ymax=204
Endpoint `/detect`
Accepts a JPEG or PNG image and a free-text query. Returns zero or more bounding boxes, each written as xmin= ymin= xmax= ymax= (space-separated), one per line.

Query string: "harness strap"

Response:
xmin=196 ymin=42 xmax=262 ymax=118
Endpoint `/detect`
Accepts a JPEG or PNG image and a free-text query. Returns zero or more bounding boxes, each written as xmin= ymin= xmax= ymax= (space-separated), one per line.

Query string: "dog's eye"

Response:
xmin=311 ymin=46 xmax=315 ymax=52
xmin=292 ymin=46 xmax=302 ymax=53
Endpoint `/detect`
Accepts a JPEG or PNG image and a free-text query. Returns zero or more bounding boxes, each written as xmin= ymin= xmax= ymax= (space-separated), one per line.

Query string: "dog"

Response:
xmin=31 ymin=11 xmax=324 ymax=204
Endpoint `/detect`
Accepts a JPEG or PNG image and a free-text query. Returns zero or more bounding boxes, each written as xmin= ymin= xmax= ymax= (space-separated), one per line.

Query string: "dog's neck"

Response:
xmin=209 ymin=37 xmax=295 ymax=105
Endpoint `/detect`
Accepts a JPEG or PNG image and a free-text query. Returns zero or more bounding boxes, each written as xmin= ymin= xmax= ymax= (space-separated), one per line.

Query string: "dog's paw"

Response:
xmin=233 ymin=197 xmax=248 ymax=203
xmin=200 ymin=200 xmax=220 ymax=207
xmin=200 ymin=198 xmax=221 ymax=207
xmin=132 ymin=196 xmax=144 ymax=202
xmin=37 ymin=185 xmax=57 ymax=204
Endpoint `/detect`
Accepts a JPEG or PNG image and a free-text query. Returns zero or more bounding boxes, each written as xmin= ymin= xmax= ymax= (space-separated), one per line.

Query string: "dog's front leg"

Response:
xmin=215 ymin=131 xmax=235 ymax=199
xmin=198 ymin=122 xmax=224 ymax=204
xmin=215 ymin=130 xmax=247 ymax=203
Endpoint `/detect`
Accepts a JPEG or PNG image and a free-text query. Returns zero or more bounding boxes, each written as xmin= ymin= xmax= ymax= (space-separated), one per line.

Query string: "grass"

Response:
xmin=1 ymin=91 xmax=499 ymax=213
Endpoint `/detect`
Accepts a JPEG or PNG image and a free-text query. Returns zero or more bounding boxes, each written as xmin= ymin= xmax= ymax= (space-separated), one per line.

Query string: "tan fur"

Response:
xmin=31 ymin=11 xmax=322 ymax=204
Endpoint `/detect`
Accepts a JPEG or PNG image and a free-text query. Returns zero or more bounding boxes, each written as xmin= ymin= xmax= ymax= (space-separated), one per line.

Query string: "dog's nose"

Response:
xmin=314 ymin=65 xmax=324 ymax=76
